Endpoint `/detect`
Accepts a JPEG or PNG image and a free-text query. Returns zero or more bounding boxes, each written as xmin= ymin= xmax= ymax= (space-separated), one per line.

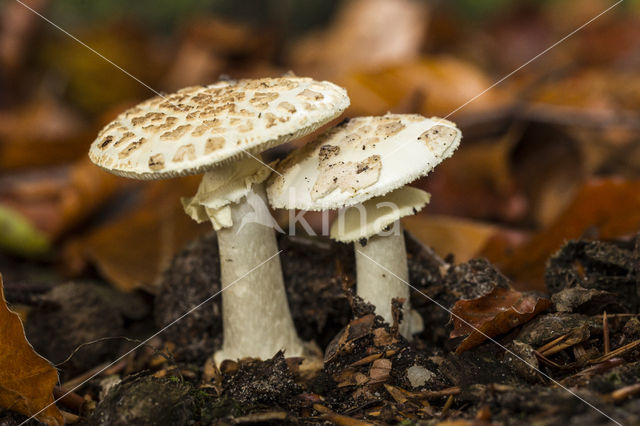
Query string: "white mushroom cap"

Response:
xmin=88 ymin=77 xmax=350 ymax=179
xmin=330 ymin=186 xmax=430 ymax=242
xmin=267 ymin=114 xmax=461 ymax=211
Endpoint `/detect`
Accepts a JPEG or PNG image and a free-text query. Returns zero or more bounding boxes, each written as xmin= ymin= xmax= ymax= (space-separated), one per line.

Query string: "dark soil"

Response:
xmin=3 ymin=233 xmax=639 ymax=425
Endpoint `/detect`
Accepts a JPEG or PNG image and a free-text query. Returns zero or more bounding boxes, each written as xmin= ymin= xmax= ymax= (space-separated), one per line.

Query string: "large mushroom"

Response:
xmin=267 ymin=114 xmax=461 ymax=338
xmin=89 ymin=77 xmax=349 ymax=363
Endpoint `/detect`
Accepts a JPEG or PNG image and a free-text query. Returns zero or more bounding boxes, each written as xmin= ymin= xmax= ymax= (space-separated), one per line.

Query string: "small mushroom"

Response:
xmin=89 ymin=77 xmax=350 ymax=364
xmin=267 ymin=114 xmax=461 ymax=338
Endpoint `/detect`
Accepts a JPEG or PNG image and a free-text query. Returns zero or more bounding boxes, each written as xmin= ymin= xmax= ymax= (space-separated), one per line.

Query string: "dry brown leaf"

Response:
xmin=434 ymin=421 xmax=483 ymax=426
xmin=0 ymin=0 xmax=48 ymax=72
xmin=450 ymin=287 xmax=551 ymax=354
xmin=526 ymin=69 xmax=640 ymax=120
xmin=0 ymin=95 xmax=92 ymax=170
xmin=403 ymin=214 xmax=528 ymax=263
xmin=0 ymin=274 xmax=63 ymax=425
xmin=163 ymin=17 xmax=268 ymax=90
xmin=369 ymin=358 xmax=392 ymax=383
xmin=42 ymin=23 xmax=160 ymax=114
xmin=413 ymin=128 xmax=528 ymax=224
xmin=0 ymin=157 xmax=124 ymax=241
xmin=64 ymin=176 xmax=209 ymax=292
xmin=383 ymin=384 xmax=409 ymax=405
xmin=340 ymin=57 xmax=512 ymax=119
xmin=491 ymin=178 xmax=640 ymax=291
xmin=313 ymin=403 xmax=375 ymax=426
xmin=290 ymin=0 xmax=427 ymax=77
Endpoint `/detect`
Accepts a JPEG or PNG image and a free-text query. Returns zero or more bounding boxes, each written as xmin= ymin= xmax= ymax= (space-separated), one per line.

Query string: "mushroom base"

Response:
xmin=214 ymin=182 xmax=304 ymax=365
xmin=355 ymin=222 xmax=423 ymax=338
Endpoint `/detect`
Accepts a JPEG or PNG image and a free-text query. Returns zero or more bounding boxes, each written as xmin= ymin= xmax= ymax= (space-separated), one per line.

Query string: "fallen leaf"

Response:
xmin=491 ymin=178 xmax=640 ymax=291
xmin=383 ymin=384 xmax=409 ymax=404
xmin=42 ymin=22 xmax=160 ymax=114
xmin=0 ymin=0 xmax=48 ymax=73
xmin=509 ymin=122 xmax=586 ymax=227
xmin=403 ymin=214 xmax=528 ymax=263
xmin=0 ymin=95 xmax=92 ymax=170
xmin=450 ymin=287 xmax=551 ymax=353
xmin=0 ymin=274 xmax=63 ymax=425
xmin=369 ymin=358 xmax=392 ymax=383
xmin=290 ymin=0 xmax=427 ymax=77
xmin=164 ymin=17 xmax=268 ymax=90
xmin=341 ymin=57 xmax=512 ymax=119
xmin=521 ymin=68 xmax=640 ymax=176
xmin=0 ymin=205 xmax=50 ymax=255
xmin=313 ymin=403 xmax=375 ymax=426
xmin=324 ymin=314 xmax=375 ymax=363
xmin=64 ymin=176 xmax=209 ymax=292
xmin=413 ymin=125 xmax=528 ymax=224
xmin=0 ymin=157 xmax=124 ymax=246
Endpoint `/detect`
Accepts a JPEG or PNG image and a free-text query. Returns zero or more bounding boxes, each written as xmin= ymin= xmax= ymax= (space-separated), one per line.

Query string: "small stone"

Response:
xmin=407 ymin=365 xmax=435 ymax=388
xmin=99 ymin=376 xmax=122 ymax=400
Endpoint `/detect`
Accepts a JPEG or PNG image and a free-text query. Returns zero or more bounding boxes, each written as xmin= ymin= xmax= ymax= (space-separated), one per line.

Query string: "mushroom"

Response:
xmin=88 ymin=77 xmax=350 ymax=363
xmin=267 ymin=114 xmax=461 ymax=338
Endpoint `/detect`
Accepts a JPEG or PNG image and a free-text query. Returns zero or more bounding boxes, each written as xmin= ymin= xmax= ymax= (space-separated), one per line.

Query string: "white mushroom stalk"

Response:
xmin=88 ymin=77 xmax=350 ymax=363
xmin=216 ymin=182 xmax=302 ymax=362
xmin=182 ymin=157 xmax=306 ymax=362
xmin=331 ymin=186 xmax=431 ymax=337
xmin=268 ymin=114 xmax=462 ymax=339
xmin=356 ymin=226 xmax=411 ymax=333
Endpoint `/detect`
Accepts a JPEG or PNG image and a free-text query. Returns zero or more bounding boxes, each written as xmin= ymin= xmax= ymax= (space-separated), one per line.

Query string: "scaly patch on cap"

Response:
xmin=89 ymin=77 xmax=350 ymax=179
xmin=267 ymin=114 xmax=461 ymax=211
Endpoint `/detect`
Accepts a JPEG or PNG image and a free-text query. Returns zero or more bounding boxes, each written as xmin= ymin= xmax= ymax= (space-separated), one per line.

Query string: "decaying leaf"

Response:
xmin=0 ymin=157 xmax=124 ymax=247
xmin=450 ymin=287 xmax=551 ymax=353
xmin=413 ymin=126 xmax=528 ymax=225
xmin=0 ymin=95 xmax=92 ymax=170
xmin=324 ymin=314 xmax=375 ymax=363
xmin=290 ymin=0 xmax=427 ymax=77
xmin=64 ymin=176 xmax=208 ymax=292
xmin=403 ymin=214 xmax=527 ymax=263
xmin=341 ymin=57 xmax=512 ymax=119
xmin=368 ymin=358 xmax=392 ymax=383
xmin=313 ymin=403 xmax=375 ymax=426
xmin=492 ymin=178 xmax=640 ymax=291
xmin=0 ymin=274 xmax=63 ymax=425
xmin=0 ymin=0 xmax=48 ymax=73
xmin=0 ymin=205 xmax=50 ymax=255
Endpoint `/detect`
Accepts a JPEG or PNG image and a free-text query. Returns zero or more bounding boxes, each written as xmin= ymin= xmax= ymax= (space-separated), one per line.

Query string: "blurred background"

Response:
xmin=1 ymin=0 xmax=639 ymax=294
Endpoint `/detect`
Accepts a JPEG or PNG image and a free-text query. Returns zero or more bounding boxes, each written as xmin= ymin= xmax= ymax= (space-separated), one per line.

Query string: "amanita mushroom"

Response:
xmin=88 ymin=77 xmax=349 ymax=363
xmin=267 ymin=114 xmax=461 ymax=338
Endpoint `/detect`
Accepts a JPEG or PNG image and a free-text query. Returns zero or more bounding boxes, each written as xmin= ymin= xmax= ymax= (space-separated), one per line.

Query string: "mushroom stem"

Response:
xmin=355 ymin=221 xmax=416 ymax=338
xmin=214 ymin=182 xmax=304 ymax=364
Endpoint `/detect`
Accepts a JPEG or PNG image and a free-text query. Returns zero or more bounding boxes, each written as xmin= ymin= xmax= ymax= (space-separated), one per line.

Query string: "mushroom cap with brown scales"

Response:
xmin=88 ymin=77 xmax=350 ymax=179
xmin=267 ymin=114 xmax=461 ymax=211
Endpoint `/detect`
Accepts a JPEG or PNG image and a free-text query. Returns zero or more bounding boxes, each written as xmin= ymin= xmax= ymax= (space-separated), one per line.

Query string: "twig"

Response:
xmin=541 ymin=341 xmax=577 ymax=357
xmin=534 ymin=350 xmax=576 ymax=370
xmin=53 ymin=386 xmax=84 ymax=412
xmin=591 ymin=313 xmax=637 ymax=318
xmin=537 ymin=334 xmax=568 ymax=354
xmin=440 ymin=395 xmax=454 ymax=417
xmin=61 ymin=410 xmax=79 ymax=424
xmin=611 ymin=383 xmax=640 ymax=401
xmin=589 ymin=340 xmax=640 ymax=364
xmin=56 ymin=336 xmax=183 ymax=381
xmin=61 ymin=360 xmax=126 ymax=390
xmin=413 ymin=387 xmax=461 ymax=400
xmin=603 ymin=311 xmax=610 ymax=355
xmin=561 ymin=358 xmax=624 ymax=385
